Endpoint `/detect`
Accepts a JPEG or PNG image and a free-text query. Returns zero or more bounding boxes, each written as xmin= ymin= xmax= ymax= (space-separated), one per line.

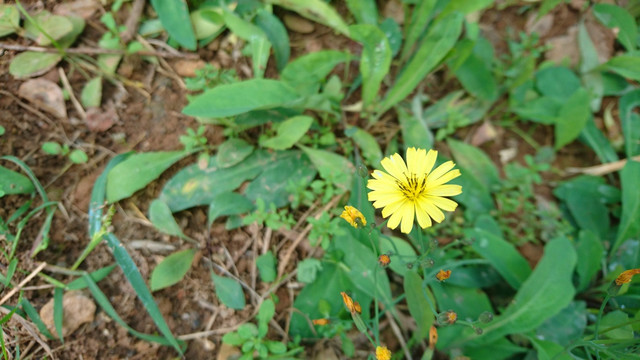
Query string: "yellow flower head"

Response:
xmin=312 ymin=318 xmax=329 ymax=326
xmin=340 ymin=292 xmax=357 ymax=314
xmin=375 ymin=346 xmax=391 ymax=360
xmin=615 ymin=268 xmax=640 ymax=285
xmin=429 ymin=325 xmax=438 ymax=350
xmin=340 ymin=205 xmax=367 ymax=228
xmin=436 ymin=269 xmax=451 ymax=281
xmin=367 ymin=148 xmax=462 ymax=234
xmin=378 ymin=254 xmax=391 ymax=267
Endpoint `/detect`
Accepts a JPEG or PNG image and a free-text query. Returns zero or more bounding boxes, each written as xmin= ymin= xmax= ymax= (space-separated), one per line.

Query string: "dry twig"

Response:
xmin=0 ymin=42 xmax=199 ymax=59
xmin=566 ymin=155 xmax=640 ymax=176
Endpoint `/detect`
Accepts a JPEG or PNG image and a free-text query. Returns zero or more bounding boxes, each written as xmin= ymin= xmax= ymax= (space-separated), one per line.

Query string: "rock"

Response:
xmin=383 ymin=0 xmax=405 ymax=25
xmin=173 ymin=59 xmax=206 ymax=78
xmin=39 ymin=291 xmax=96 ymax=338
xmin=216 ymin=342 xmax=241 ymax=360
xmin=18 ymin=78 xmax=67 ymax=119
xmin=283 ymin=14 xmax=315 ymax=34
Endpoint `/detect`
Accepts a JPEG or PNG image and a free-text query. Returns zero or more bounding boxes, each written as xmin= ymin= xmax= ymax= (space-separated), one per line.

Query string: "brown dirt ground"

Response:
xmin=0 ymin=1 xmax=622 ymax=359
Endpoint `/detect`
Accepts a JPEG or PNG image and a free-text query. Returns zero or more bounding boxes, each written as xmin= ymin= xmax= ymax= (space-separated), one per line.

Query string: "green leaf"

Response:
xmin=217 ymin=138 xmax=255 ymax=168
xmin=579 ymin=117 xmax=619 ymax=163
xmin=347 ymin=126 xmax=382 ymax=166
xmin=88 ymin=154 xmax=182 ymax=353
xmin=81 ymin=77 xmax=102 ymax=108
xmin=211 ymin=272 xmax=246 ymax=310
xmin=345 ymin=0 xmax=377 ymax=24
xmin=265 ymin=0 xmax=349 ymax=36
xmin=439 ymin=0 xmax=495 ymax=18
xmin=603 ymin=55 xmax=640 ymax=81
xmin=478 ymin=237 xmax=576 ymax=342
xmin=449 ymin=169 xmax=494 ymax=217
xmin=451 ymin=39 xmax=498 ymax=101
xmin=150 ymin=249 xmax=196 ymax=291
xmin=398 ymin=107 xmax=433 ymax=150
xmin=256 ymin=251 xmax=276 ymax=283
xmin=430 ymin=282 xmax=493 ymax=320
xmin=578 ymin=22 xmax=600 ymax=74
xmin=255 ymin=9 xmax=290 ymax=72
xmin=190 ymin=8 xmax=224 ymax=40
xmin=281 ymin=50 xmax=350 ymax=95
xmin=53 ymin=287 xmax=64 ymax=341
xmin=208 ymin=192 xmax=254 ymax=226
xmin=261 ymin=115 xmax=313 ymax=150
xmin=554 ymin=176 xmax=612 ymax=239
xmin=0 ymin=5 xmax=20 ymax=37
xmin=300 ymin=145 xmax=354 ymax=191
xmin=150 ymin=0 xmax=196 ymax=50
xmin=149 ymin=199 xmax=185 ymax=237
xmin=535 ymin=66 xmax=581 ymax=100
xmin=379 ymin=18 xmax=402 ymax=57
xmin=106 ymin=150 xmax=189 ymax=203
xmin=593 ymin=4 xmax=637 ymax=52
xmin=600 ymin=310 xmax=633 ymax=339
xmin=349 ymin=24 xmax=391 ymax=108
xmin=379 ymin=13 xmax=463 ymax=113
xmin=575 ymin=231 xmax=604 ymax=292
xmin=0 ymin=165 xmax=35 ymax=197
xmin=379 ymin=236 xmax=416 ymax=277
xmin=530 ymin=338 xmax=574 ymax=360
xmin=448 ymin=139 xmax=500 ymax=191
xmin=222 ymin=9 xmax=270 ymax=78
xmin=257 ymin=298 xmax=275 ymax=337
xmin=24 ymin=11 xmax=73 ymax=46
xmin=183 ymin=79 xmax=299 ymax=118
xmin=536 ymin=301 xmax=586 ymax=346
xmin=554 ymin=88 xmax=590 ymax=149
xmin=401 ymin=0 xmax=436 ymax=61
xmin=404 ymin=271 xmax=434 ymax=339
xmin=612 ymin=160 xmax=640 ymax=253
xmin=66 ymin=264 xmax=117 ymax=290
xmin=9 ymin=52 xmax=62 ymax=79
xmin=69 ymin=150 xmax=88 ymax=164
xmin=468 ymin=218 xmax=532 ymax=289
xmin=297 ymin=258 xmax=323 ymax=284
xmin=619 ymin=89 xmax=640 ymax=157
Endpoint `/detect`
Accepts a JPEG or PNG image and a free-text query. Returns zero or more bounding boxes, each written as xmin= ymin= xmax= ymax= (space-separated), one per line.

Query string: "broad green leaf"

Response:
xmin=448 ymin=139 xmax=500 ymax=191
xmin=290 ymin=263 xmax=352 ymax=337
xmin=53 ymin=287 xmax=64 ymax=341
xmin=211 ymin=272 xmax=245 ymax=310
xmin=9 ymin=52 xmax=62 ymax=79
xmin=619 ymin=89 xmax=640 ymax=157
xmin=260 ymin=115 xmax=313 ymax=150
xmin=449 ymin=169 xmax=494 ymax=217
xmin=208 ymin=192 xmax=254 ymax=226
xmin=217 ymin=138 xmax=254 ymax=168
xmin=182 ymin=79 xmax=299 ymax=118
xmin=555 ymin=88 xmax=590 ymax=149
xmin=593 ymin=4 xmax=637 ymax=52
xmin=379 ymin=13 xmax=463 ymax=113
xmin=512 ymin=96 xmax=561 ymax=125
xmin=265 ymin=0 xmax=349 ymax=35
xmin=256 ymin=251 xmax=276 ymax=283
xmin=438 ymin=0 xmax=495 ymax=18
xmin=149 ymin=199 xmax=184 ymax=237
xmin=57 ymin=15 xmax=85 ymax=48
xmin=404 ymin=271 xmax=434 ymax=339
xmin=81 ymin=77 xmax=102 ymax=108
xmin=0 ymin=5 xmax=19 ymax=37
xmin=346 ymin=126 xmax=382 ymax=166
xmin=461 ymin=337 xmax=527 ymax=360
xmin=349 ymin=24 xmax=391 ymax=108
xmin=150 ymin=249 xmax=195 ymax=291
xmin=190 ymin=8 xmax=224 ymax=40
xmin=345 ymin=0 xmax=377 ymax=24
xmin=244 ymin=151 xmax=316 ymax=207
xmin=603 ymin=55 xmax=640 ymax=81
xmin=612 ymin=160 xmax=640 ymax=253
xmin=430 ymin=282 xmax=492 ymax=320
xmin=0 ymin=165 xmax=34 ymax=196
xmin=88 ymin=154 xmax=182 ymax=353
xmin=257 ymin=299 xmax=275 ymax=337
xmin=530 ymin=338 xmax=573 ymax=360
xmin=222 ymin=9 xmax=270 ymax=78
xmin=401 ymin=0 xmax=436 ymax=61
xmin=300 ymin=145 xmax=354 ymax=191
xmin=536 ymin=301 xmax=586 ymax=346
xmin=255 ymin=9 xmax=290 ymax=71
xmin=297 ymin=258 xmax=323 ymax=284
xmin=281 ymin=50 xmax=350 ymax=95
xmin=150 ymin=0 xmax=196 ymax=50
xmin=379 ymin=18 xmax=402 ymax=57
xmin=24 ymin=11 xmax=73 ymax=46
xmin=600 ymin=310 xmax=633 ymax=339
xmin=453 ymin=51 xmax=498 ymax=102
xmin=578 ymin=22 xmax=600 ymax=74
xmin=554 ymin=176 xmax=612 ymax=239
xmin=106 ymin=150 xmax=189 ymax=203
xmin=575 ymin=231 xmax=604 ymax=292
xmin=379 ymin=236 xmax=416 ymax=277
xmin=579 ymin=118 xmax=619 ymax=163
xmin=535 ymin=66 xmax=581 ymax=100
xmin=468 ymin=220 xmax=531 ymax=290
xmin=478 ymin=237 xmax=576 ymax=343
xmin=398 ymin=106 xmax=433 ymax=150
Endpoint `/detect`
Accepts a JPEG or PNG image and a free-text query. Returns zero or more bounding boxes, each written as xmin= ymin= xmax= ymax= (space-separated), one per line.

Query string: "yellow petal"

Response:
xmin=422 ymin=200 xmax=445 ymax=223
xmin=428 ymin=184 xmax=462 ymax=197
xmin=427 ymin=161 xmax=455 ymax=182
xmin=387 ymin=209 xmax=403 ymax=229
xmin=427 ymin=169 xmax=461 ymax=188
xmin=381 ymin=154 xmax=407 ymax=181
xmin=400 ymin=202 xmax=415 ymax=234
xmin=382 ymin=199 xmax=406 ymax=217
xmin=415 ymin=201 xmax=432 ymax=229
xmin=428 ymin=196 xmax=458 ymax=212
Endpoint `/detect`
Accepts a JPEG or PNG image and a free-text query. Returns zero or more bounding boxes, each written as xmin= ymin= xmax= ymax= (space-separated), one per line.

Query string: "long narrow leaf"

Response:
xmin=53 ymin=287 xmax=64 ymax=342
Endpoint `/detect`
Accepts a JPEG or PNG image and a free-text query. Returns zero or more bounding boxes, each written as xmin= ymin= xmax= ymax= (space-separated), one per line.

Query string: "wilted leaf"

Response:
xmin=18 ymin=79 xmax=67 ymax=119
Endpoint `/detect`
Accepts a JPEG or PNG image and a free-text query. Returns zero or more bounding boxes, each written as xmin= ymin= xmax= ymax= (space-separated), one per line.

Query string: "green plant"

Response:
xmin=222 ymin=299 xmax=303 ymax=359
xmin=41 ymin=141 xmax=88 ymax=164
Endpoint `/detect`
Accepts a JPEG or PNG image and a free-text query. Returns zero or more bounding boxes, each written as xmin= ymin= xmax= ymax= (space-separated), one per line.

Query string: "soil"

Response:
xmin=0 ymin=1 xmax=621 ymax=360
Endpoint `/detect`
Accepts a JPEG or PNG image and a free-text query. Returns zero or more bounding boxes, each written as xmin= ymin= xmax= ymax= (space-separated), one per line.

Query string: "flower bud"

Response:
xmin=478 ymin=311 xmax=493 ymax=323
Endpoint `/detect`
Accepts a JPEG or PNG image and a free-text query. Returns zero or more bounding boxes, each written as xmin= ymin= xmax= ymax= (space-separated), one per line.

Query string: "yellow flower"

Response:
xmin=378 ymin=254 xmax=391 ymax=267
xmin=367 ymin=148 xmax=462 ymax=234
xmin=340 ymin=292 xmax=356 ymax=314
xmin=436 ymin=269 xmax=451 ymax=281
xmin=429 ymin=326 xmax=438 ymax=350
xmin=312 ymin=318 xmax=329 ymax=326
xmin=375 ymin=346 xmax=391 ymax=360
xmin=615 ymin=268 xmax=640 ymax=285
xmin=340 ymin=205 xmax=367 ymax=228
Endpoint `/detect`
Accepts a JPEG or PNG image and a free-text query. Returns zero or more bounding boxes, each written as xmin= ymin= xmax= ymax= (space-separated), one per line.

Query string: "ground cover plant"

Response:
xmin=1 ymin=0 xmax=640 ymax=359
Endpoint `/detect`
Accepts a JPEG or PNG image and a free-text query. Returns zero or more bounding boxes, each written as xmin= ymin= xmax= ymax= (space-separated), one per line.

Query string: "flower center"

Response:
xmin=397 ymin=173 xmax=427 ymax=201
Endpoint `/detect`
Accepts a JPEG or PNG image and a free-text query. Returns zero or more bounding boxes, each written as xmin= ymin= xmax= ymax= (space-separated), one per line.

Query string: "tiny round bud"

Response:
xmin=406 ymin=263 xmax=414 ymax=269
xmin=436 ymin=310 xmax=457 ymax=326
xmin=357 ymin=164 xmax=369 ymax=178
xmin=478 ymin=311 xmax=494 ymax=323
xmin=421 ymin=258 xmax=435 ymax=268
xmin=474 ymin=326 xmax=483 ymax=335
